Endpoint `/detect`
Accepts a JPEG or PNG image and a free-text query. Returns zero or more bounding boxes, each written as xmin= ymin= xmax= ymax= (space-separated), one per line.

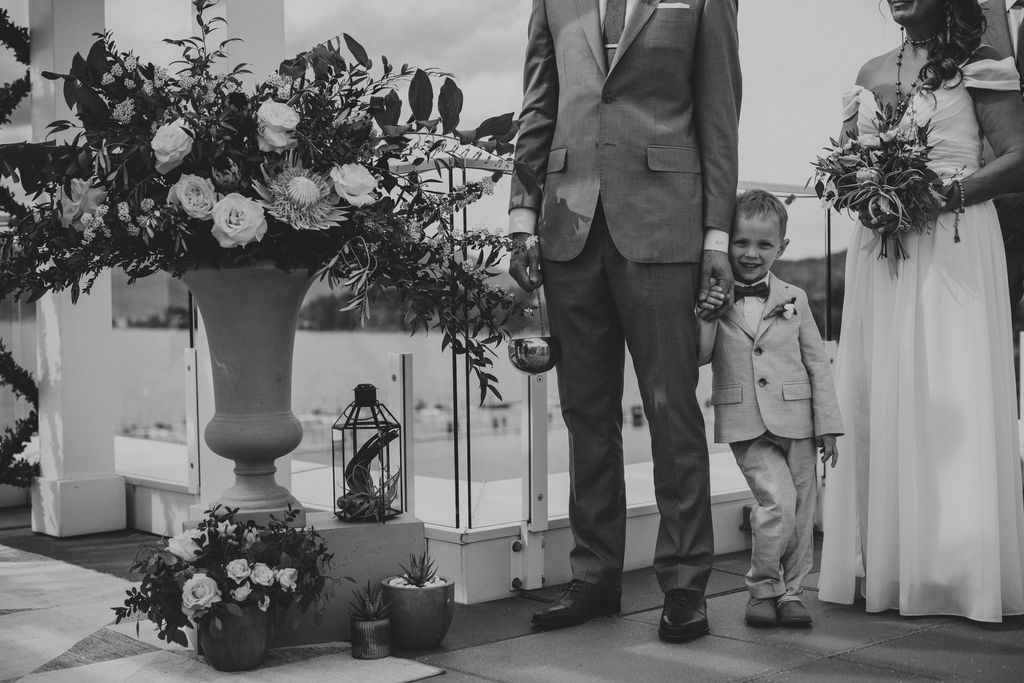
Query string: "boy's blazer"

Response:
xmin=699 ymin=276 xmax=843 ymax=444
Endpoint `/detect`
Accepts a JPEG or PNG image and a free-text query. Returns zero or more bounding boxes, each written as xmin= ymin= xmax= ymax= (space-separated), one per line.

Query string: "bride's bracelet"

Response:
xmin=954 ymin=179 xmax=967 ymax=212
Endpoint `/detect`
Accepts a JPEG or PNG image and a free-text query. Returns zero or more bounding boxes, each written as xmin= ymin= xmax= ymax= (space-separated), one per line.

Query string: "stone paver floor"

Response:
xmin=2 ymin=506 xmax=1023 ymax=682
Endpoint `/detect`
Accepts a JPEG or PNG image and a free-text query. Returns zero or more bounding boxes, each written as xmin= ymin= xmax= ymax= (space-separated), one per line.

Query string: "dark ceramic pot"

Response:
xmin=381 ymin=577 xmax=455 ymax=650
xmin=197 ymin=604 xmax=274 ymax=671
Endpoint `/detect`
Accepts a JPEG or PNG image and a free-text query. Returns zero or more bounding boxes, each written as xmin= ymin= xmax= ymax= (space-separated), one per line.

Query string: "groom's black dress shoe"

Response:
xmin=531 ymin=579 xmax=621 ymax=629
xmin=658 ymin=588 xmax=710 ymax=642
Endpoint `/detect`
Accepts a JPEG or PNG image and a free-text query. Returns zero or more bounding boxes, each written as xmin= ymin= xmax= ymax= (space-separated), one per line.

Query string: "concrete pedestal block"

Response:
xmin=274 ymin=511 xmax=425 ymax=646
xmin=31 ymin=474 xmax=126 ymax=537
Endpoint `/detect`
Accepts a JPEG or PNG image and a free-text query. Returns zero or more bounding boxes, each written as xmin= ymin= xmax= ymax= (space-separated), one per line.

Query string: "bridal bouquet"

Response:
xmin=113 ymin=506 xmax=333 ymax=647
xmin=0 ymin=0 xmax=519 ymax=399
xmin=811 ymin=100 xmax=944 ymax=259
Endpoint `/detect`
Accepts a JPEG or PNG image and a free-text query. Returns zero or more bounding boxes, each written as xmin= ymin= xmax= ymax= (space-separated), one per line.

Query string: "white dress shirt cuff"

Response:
xmin=508 ymin=207 xmax=538 ymax=235
xmin=703 ymin=228 xmax=730 ymax=252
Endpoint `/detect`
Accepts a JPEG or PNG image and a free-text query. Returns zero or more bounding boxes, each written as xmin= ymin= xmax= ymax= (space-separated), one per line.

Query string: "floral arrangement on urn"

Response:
xmin=0 ymin=0 xmax=519 ymax=399
xmin=113 ymin=505 xmax=333 ymax=671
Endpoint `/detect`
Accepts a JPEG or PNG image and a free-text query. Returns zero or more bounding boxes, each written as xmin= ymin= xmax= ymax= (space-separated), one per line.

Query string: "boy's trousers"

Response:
xmin=730 ymin=432 xmax=817 ymax=604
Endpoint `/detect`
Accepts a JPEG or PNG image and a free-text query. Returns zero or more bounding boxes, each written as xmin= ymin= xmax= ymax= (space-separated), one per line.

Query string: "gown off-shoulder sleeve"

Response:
xmin=841 ymin=85 xmax=864 ymax=122
xmin=962 ymin=57 xmax=1021 ymax=91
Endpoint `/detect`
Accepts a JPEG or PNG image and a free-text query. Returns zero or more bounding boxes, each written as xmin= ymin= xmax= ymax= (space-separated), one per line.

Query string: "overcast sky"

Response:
xmin=0 ymin=1 xmax=901 ymax=258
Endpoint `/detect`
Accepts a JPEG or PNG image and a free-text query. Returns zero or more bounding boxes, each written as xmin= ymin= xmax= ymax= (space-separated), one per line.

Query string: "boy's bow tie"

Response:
xmin=734 ymin=281 xmax=769 ymax=300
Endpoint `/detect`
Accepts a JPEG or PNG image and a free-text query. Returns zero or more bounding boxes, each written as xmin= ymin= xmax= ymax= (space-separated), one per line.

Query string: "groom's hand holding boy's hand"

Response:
xmin=818 ymin=435 xmax=839 ymax=468
xmin=697 ymin=280 xmax=727 ymax=320
xmin=699 ymin=249 xmax=733 ymax=317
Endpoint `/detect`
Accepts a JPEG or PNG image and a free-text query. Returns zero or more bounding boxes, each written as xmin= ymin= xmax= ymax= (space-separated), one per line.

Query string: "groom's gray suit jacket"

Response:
xmin=509 ymin=0 xmax=742 ymax=263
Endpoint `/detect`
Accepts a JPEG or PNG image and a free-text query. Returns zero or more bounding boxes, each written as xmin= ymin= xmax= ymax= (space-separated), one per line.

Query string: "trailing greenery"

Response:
xmin=0 ymin=340 xmax=38 ymax=487
xmin=0 ymin=10 xmax=37 ymax=489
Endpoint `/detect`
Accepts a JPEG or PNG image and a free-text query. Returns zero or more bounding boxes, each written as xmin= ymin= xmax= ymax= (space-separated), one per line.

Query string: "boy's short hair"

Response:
xmin=735 ymin=189 xmax=788 ymax=239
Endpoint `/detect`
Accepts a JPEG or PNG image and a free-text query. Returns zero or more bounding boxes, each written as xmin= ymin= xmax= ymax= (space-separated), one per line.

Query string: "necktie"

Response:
xmin=604 ymin=0 xmax=626 ymax=65
xmin=734 ymin=281 xmax=769 ymax=300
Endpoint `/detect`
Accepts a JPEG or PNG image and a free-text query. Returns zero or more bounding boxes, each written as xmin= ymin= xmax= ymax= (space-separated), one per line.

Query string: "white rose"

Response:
xmin=151 ymin=119 xmax=193 ymax=174
xmin=256 ymin=101 xmax=299 ymax=153
xmin=167 ymin=174 xmax=216 ymax=220
xmin=276 ymin=567 xmax=298 ymax=591
xmin=166 ymin=528 xmax=205 ymax=562
xmin=180 ymin=574 xmax=222 ymax=619
xmin=232 ymin=583 xmax=252 ymax=602
xmin=210 ymin=193 xmax=267 ymax=248
xmin=225 ymin=558 xmax=251 ymax=583
xmin=59 ymin=178 xmax=108 ymax=232
xmin=330 ymin=163 xmax=378 ymax=207
xmin=250 ymin=563 xmax=276 ymax=587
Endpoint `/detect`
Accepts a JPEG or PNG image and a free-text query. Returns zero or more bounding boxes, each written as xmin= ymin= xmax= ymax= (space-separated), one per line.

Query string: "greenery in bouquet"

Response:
xmin=113 ymin=505 xmax=333 ymax=647
xmin=0 ymin=0 xmax=522 ymax=400
xmin=811 ymin=98 xmax=945 ymax=259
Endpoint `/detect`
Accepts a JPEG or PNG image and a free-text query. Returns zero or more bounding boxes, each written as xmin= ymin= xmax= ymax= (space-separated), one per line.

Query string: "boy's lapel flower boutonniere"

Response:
xmin=763 ymin=297 xmax=798 ymax=321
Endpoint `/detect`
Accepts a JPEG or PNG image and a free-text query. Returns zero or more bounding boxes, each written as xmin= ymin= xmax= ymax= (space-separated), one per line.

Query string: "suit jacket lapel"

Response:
xmin=754 ymin=280 xmax=787 ymax=342
xmin=573 ymin=0 xmax=608 ymax=77
xmin=609 ymin=0 xmax=657 ymax=74
xmin=723 ymin=304 xmax=755 ymax=340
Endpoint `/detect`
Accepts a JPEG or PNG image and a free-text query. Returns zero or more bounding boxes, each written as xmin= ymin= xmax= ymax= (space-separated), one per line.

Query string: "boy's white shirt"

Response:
xmin=736 ymin=273 xmax=770 ymax=331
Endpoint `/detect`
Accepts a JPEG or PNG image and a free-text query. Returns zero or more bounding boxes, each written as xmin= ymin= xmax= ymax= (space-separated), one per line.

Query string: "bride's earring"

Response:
xmin=945 ymin=1 xmax=952 ymax=44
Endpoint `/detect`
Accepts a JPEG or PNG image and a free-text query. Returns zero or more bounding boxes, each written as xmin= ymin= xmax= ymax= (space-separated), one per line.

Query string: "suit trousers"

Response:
xmin=541 ymin=200 xmax=712 ymax=594
xmin=730 ymin=432 xmax=817 ymax=604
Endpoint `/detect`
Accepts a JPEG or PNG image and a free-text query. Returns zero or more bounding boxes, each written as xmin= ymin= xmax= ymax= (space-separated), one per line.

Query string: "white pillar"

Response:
xmin=190 ymin=0 xmax=292 ymax=518
xmin=29 ymin=0 xmax=125 ymax=537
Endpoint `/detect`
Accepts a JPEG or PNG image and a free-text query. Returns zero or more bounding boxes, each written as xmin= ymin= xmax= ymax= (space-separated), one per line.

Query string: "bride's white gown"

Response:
xmin=819 ymin=58 xmax=1024 ymax=622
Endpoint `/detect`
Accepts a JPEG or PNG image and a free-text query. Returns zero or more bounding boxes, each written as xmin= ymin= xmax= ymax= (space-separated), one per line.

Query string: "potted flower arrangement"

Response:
xmin=0 ymin=0 xmax=520 ymax=516
xmin=348 ymin=580 xmax=391 ymax=660
xmin=113 ymin=505 xmax=333 ymax=672
xmin=382 ymin=550 xmax=454 ymax=650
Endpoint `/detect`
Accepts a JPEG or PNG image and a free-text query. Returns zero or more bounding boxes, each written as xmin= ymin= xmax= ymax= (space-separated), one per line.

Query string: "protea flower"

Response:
xmin=253 ymin=162 xmax=347 ymax=231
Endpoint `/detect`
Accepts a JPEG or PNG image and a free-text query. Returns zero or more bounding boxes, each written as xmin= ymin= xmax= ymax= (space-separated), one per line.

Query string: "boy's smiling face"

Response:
xmin=729 ymin=213 xmax=789 ymax=284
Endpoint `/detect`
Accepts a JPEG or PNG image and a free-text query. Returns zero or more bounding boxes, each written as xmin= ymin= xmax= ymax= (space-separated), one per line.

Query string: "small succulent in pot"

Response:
xmin=349 ymin=580 xmax=391 ymax=660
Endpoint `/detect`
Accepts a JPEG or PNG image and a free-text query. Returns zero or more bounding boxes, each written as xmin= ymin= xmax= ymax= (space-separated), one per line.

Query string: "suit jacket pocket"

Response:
xmin=782 ymin=381 xmax=812 ymax=401
xmin=710 ymin=385 xmax=742 ymax=405
xmin=647 ymin=146 xmax=700 ymax=173
xmin=547 ymin=147 xmax=567 ymax=174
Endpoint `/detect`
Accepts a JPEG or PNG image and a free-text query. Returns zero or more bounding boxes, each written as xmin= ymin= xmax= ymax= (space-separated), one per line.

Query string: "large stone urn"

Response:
xmin=181 ymin=262 xmax=313 ymax=522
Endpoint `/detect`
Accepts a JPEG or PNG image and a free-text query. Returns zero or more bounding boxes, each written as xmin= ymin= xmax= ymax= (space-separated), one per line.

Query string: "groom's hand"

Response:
xmin=699 ymin=249 xmax=733 ymax=315
xmin=509 ymin=231 xmax=543 ymax=292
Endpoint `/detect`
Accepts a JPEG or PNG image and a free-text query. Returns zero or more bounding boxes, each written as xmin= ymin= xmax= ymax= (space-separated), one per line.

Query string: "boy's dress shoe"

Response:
xmin=777 ymin=599 xmax=812 ymax=627
xmin=531 ymin=579 xmax=621 ymax=629
xmin=744 ymin=597 xmax=778 ymax=627
xmin=658 ymin=588 xmax=710 ymax=642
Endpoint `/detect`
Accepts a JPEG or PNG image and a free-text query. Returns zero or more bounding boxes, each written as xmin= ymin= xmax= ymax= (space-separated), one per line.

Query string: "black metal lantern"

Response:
xmin=332 ymin=383 xmax=402 ymax=523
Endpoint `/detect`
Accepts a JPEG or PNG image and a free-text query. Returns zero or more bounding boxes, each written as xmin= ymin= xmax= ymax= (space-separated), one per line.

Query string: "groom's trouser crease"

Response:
xmin=543 ymin=203 xmax=712 ymax=595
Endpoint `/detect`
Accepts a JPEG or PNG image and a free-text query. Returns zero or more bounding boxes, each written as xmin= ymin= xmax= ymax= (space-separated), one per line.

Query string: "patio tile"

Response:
xmin=748 ymin=655 xmax=940 ymax=681
xmin=840 ymin=615 xmax=1024 ymax=682
xmin=624 ymin=590 xmax=945 ymax=657
xmin=416 ymin=616 xmax=817 ymax=682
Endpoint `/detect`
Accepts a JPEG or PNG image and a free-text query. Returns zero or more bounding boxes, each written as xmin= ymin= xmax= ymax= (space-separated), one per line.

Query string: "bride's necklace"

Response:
xmin=894 ymin=37 xmax=922 ymax=117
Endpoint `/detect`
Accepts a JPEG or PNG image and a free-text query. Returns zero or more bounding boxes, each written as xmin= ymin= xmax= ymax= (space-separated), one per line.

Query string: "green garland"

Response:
xmin=0 ymin=10 xmax=36 ymax=487
xmin=0 ymin=340 xmax=38 ymax=487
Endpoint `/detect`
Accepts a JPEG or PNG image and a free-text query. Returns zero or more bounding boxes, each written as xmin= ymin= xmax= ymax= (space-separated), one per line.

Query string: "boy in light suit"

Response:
xmin=699 ymin=190 xmax=842 ymax=628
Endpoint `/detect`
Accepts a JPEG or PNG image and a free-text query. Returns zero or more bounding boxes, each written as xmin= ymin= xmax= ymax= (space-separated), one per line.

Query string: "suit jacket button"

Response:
xmin=754 ymin=347 xmax=764 ymax=356
xmin=757 ymin=378 xmax=768 ymax=387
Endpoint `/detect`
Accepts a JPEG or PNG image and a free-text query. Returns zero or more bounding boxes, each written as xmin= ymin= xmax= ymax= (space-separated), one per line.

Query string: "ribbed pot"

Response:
xmin=180 ymin=262 xmax=314 ymax=517
xmin=350 ymin=616 xmax=391 ymax=659
xmin=381 ymin=577 xmax=455 ymax=649
xmin=197 ymin=604 xmax=274 ymax=671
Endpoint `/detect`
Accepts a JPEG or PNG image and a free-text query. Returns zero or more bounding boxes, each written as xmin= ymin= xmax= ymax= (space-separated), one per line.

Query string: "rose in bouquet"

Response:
xmin=0 ymin=0 xmax=521 ymax=400
xmin=113 ymin=505 xmax=333 ymax=647
xmin=811 ymin=99 xmax=945 ymax=260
